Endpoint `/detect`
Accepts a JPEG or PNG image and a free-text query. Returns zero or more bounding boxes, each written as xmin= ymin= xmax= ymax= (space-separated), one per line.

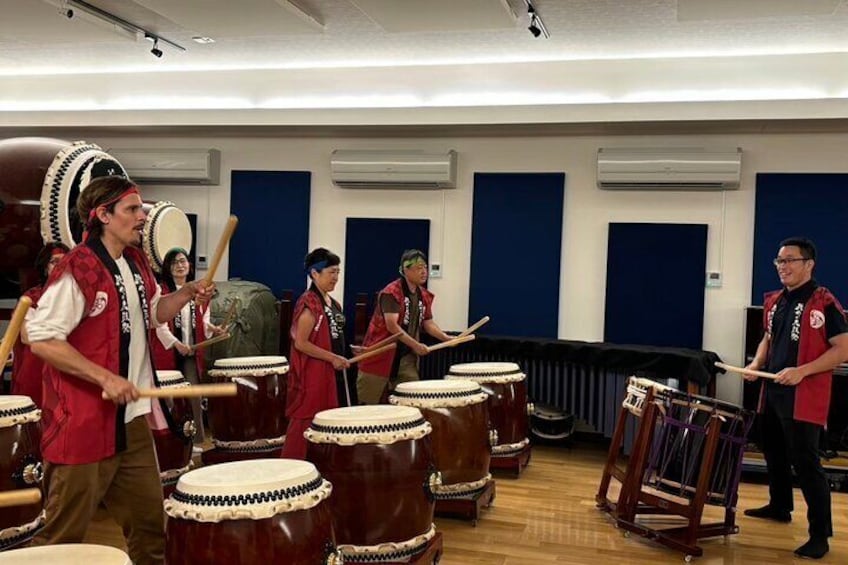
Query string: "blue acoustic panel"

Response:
xmin=753 ymin=173 xmax=848 ymax=305
xmin=343 ymin=218 xmax=430 ymax=345
xmin=604 ymin=223 xmax=708 ymax=349
xmin=470 ymin=173 xmax=565 ymax=338
xmin=229 ymin=171 xmax=310 ymax=295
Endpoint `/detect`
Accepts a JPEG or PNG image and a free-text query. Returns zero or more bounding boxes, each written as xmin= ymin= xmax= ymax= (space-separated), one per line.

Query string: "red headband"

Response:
xmin=50 ymin=247 xmax=66 ymax=257
xmin=87 ymin=186 xmax=140 ymax=223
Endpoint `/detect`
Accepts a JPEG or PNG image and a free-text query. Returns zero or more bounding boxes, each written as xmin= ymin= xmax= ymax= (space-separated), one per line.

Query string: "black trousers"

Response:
xmin=760 ymin=399 xmax=832 ymax=539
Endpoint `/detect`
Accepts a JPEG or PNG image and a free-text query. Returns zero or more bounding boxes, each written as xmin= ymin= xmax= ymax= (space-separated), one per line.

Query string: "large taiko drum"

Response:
xmin=142 ymin=200 xmax=193 ymax=274
xmin=0 ymin=137 xmax=127 ymax=290
xmin=148 ymin=370 xmax=196 ymax=497
xmin=206 ymin=356 xmax=289 ymax=457
xmin=447 ymin=362 xmax=531 ymax=459
xmin=164 ymin=459 xmax=339 ymax=565
xmin=305 ymin=405 xmax=438 ymax=563
xmin=0 ymin=396 xmax=44 ymax=551
xmin=390 ymin=379 xmax=493 ymax=498
xmin=0 ymin=544 xmax=131 ymax=564
xmin=647 ymin=391 xmax=754 ymax=507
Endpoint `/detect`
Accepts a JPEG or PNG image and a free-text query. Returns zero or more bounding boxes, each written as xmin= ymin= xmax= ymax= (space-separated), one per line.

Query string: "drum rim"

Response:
xmin=142 ymin=201 xmax=192 ymax=274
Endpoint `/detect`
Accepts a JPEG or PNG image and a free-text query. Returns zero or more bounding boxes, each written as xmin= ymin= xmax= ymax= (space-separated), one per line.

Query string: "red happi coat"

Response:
xmin=11 ymin=286 xmax=46 ymax=406
xmin=40 ymin=239 xmax=163 ymax=464
xmin=285 ymin=288 xmax=339 ymax=419
xmin=759 ymin=286 xmax=845 ymax=426
xmin=357 ymin=278 xmax=434 ymax=378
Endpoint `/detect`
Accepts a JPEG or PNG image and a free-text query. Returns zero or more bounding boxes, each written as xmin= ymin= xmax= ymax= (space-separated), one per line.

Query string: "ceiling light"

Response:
xmin=191 ymin=36 xmax=216 ymax=44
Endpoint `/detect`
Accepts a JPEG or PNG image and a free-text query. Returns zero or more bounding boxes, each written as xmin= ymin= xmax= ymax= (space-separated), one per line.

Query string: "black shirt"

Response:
xmin=765 ymin=280 xmax=848 ymax=416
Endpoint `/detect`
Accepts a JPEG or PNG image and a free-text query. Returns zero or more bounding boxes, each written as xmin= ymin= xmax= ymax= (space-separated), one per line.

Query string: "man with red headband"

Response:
xmin=27 ymin=176 xmax=214 ymax=564
xmin=12 ymin=242 xmax=69 ymax=406
xmin=356 ymin=249 xmax=452 ymax=405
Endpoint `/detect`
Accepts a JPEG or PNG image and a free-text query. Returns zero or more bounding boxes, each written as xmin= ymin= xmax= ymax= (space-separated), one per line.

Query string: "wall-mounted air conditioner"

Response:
xmin=331 ymin=150 xmax=457 ymax=189
xmin=597 ymin=147 xmax=742 ymax=191
xmin=107 ymin=148 xmax=221 ymax=185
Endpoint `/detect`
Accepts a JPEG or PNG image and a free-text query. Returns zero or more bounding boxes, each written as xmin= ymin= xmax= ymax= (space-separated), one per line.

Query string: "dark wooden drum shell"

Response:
xmin=207 ymin=357 xmax=289 ymax=443
xmin=416 ymin=403 xmax=490 ymax=485
xmin=307 ymin=440 xmax=434 ymax=547
xmin=166 ymin=505 xmax=335 ymax=565
xmin=480 ymin=379 xmax=529 ymax=446
xmin=0 ymin=138 xmax=127 ymax=292
xmin=0 ymin=399 xmax=43 ymax=550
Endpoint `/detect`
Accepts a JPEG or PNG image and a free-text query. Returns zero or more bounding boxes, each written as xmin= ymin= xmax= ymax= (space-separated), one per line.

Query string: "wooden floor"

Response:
xmin=84 ymin=444 xmax=848 ymax=564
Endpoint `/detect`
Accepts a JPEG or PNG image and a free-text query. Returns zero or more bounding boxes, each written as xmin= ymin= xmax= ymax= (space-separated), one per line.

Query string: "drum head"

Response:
xmin=391 ymin=379 xmax=488 ymax=408
xmin=165 ymin=458 xmax=331 ymax=522
xmin=447 ymin=361 xmax=526 ymax=383
xmin=155 ymin=370 xmax=189 ymax=388
xmin=0 ymin=544 xmax=131 ymax=565
xmin=142 ymin=201 xmax=192 ymax=274
xmin=39 ymin=141 xmax=128 ymax=247
xmin=307 ymin=405 xmax=431 ymax=445
xmin=209 ymin=355 xmax=290 ymax=377
xmin=0 ymin=395 xmax=40 ymax=427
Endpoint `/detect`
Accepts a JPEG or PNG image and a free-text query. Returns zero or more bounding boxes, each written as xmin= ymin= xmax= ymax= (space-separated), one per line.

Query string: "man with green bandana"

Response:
xmin=356 ymin=249 xmax=452 ymax=404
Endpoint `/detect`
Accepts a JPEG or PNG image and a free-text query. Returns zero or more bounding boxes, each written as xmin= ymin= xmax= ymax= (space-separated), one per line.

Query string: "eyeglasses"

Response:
xmin=173 ymin=258 xmax=189 ymax=266
xmin=773 ymin=257 xmax=809 ymax=267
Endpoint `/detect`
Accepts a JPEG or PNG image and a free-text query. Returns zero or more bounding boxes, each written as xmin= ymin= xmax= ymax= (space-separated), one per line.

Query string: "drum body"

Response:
xmin=164 ymin=459 xmax=337 ymax=565
xmin=306 ymin=405 xmax=437 ymax=562
xmin=207 ymin=356 xmax=289 ymax=455
xmin=149 ymin=371 xmax=196 ymax=496
xmin=648 ymin=391 xmax=754 ymax=506
xmin=0 ymin=138 xmax=126 ymax=291
xmin=0 ymin=396 xmax=44 ymax=551
xmin=447 ymin=362 xmax=530 ymax=457
xmin=0 ymin=544 xmax=131 ymax=564
xmin=390 ymin=380 xmax=491 ymax=495
xmin=142 ymin=200 xmax=193 ymax=274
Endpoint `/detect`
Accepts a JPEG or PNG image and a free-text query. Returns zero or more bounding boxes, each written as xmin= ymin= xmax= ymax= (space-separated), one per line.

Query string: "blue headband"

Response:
xmin=306 ymin=260 xmax=328 ymax=275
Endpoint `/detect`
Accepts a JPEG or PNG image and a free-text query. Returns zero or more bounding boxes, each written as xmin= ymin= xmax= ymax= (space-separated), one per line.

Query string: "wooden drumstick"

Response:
xmin=0 ymin=296 xmax=32 ymax=373
xmin=457 ymin=316 xmax=490 ymax=339
xmin=190 ymin=332 xmax=231 ymax=352
xmin=202 ymin=215 xmax=239 ymax=285
xmin=348 ymin=343 xmax=397 ymax=364
xmin=357 ymin=332 xmax=403 ymax=355
xmin=426 ymin=334 xmax=476 ymax=353
xmin=714 ymin=361 xmax=778 ymax=380
xmin=102 ymin=382 xmax=238 ymax=400
xmin=0 ymin=488 xmax=41 ymax=508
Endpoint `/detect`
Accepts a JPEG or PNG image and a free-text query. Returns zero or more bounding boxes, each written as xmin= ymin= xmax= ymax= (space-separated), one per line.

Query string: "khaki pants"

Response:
xmin=357 ymin=353 xmax=419 ymax=405
xmin=31 ymin=417 xmax=165 ymax=565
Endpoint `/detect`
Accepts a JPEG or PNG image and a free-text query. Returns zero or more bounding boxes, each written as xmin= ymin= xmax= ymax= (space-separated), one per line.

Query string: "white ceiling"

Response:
xmin=2 ymin=0 xmax=848 ymax=126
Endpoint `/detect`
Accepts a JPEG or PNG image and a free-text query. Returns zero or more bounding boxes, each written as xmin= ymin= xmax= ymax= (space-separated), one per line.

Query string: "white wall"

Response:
xmin=87 ymin=130 xmax=848 ymax=405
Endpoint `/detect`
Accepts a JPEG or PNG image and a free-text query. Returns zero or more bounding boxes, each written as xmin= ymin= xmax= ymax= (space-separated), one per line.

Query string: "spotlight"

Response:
xmin=524 ymin=0 xmax=550 ymax=39
xmin=65 ymin=8 xmax=74 ymax=19
xmin=528 ymin=16 xmax=541 ymax=38
xmin=150 ymin=39 xmax=163 ymax=58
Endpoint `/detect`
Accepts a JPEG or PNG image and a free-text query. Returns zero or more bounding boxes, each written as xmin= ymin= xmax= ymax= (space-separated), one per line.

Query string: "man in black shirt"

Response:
xmin=743 ymin=237 xmax=848 ymax=559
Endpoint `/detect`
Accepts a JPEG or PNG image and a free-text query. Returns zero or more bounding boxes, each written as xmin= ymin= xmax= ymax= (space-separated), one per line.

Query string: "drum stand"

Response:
xmin=597 ymin=386 xmax=740 ymax=561
xmin=434 ymin=479 xmax=496 ymax=526
xmin=490 ymin=443 xmax=532 ymax=476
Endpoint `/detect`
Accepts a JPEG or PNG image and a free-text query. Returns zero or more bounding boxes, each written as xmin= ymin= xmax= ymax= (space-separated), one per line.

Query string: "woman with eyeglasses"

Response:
xmin=280 ymin=247 xmax=351 ymax=460
xmin=12 ymin=241 xmax=70 ymax=405
xmin=154 ymin=247 xmax=223 ymax=447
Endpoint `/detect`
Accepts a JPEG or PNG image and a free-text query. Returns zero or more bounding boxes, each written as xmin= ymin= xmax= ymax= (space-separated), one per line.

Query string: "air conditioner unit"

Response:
xmin=597 ymin=147 xmax=741 ymax=191
xmin=331 ymin=150 xmax=457 ymax=189
xmin=107 ymin=148 xmax=221 ymax=185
